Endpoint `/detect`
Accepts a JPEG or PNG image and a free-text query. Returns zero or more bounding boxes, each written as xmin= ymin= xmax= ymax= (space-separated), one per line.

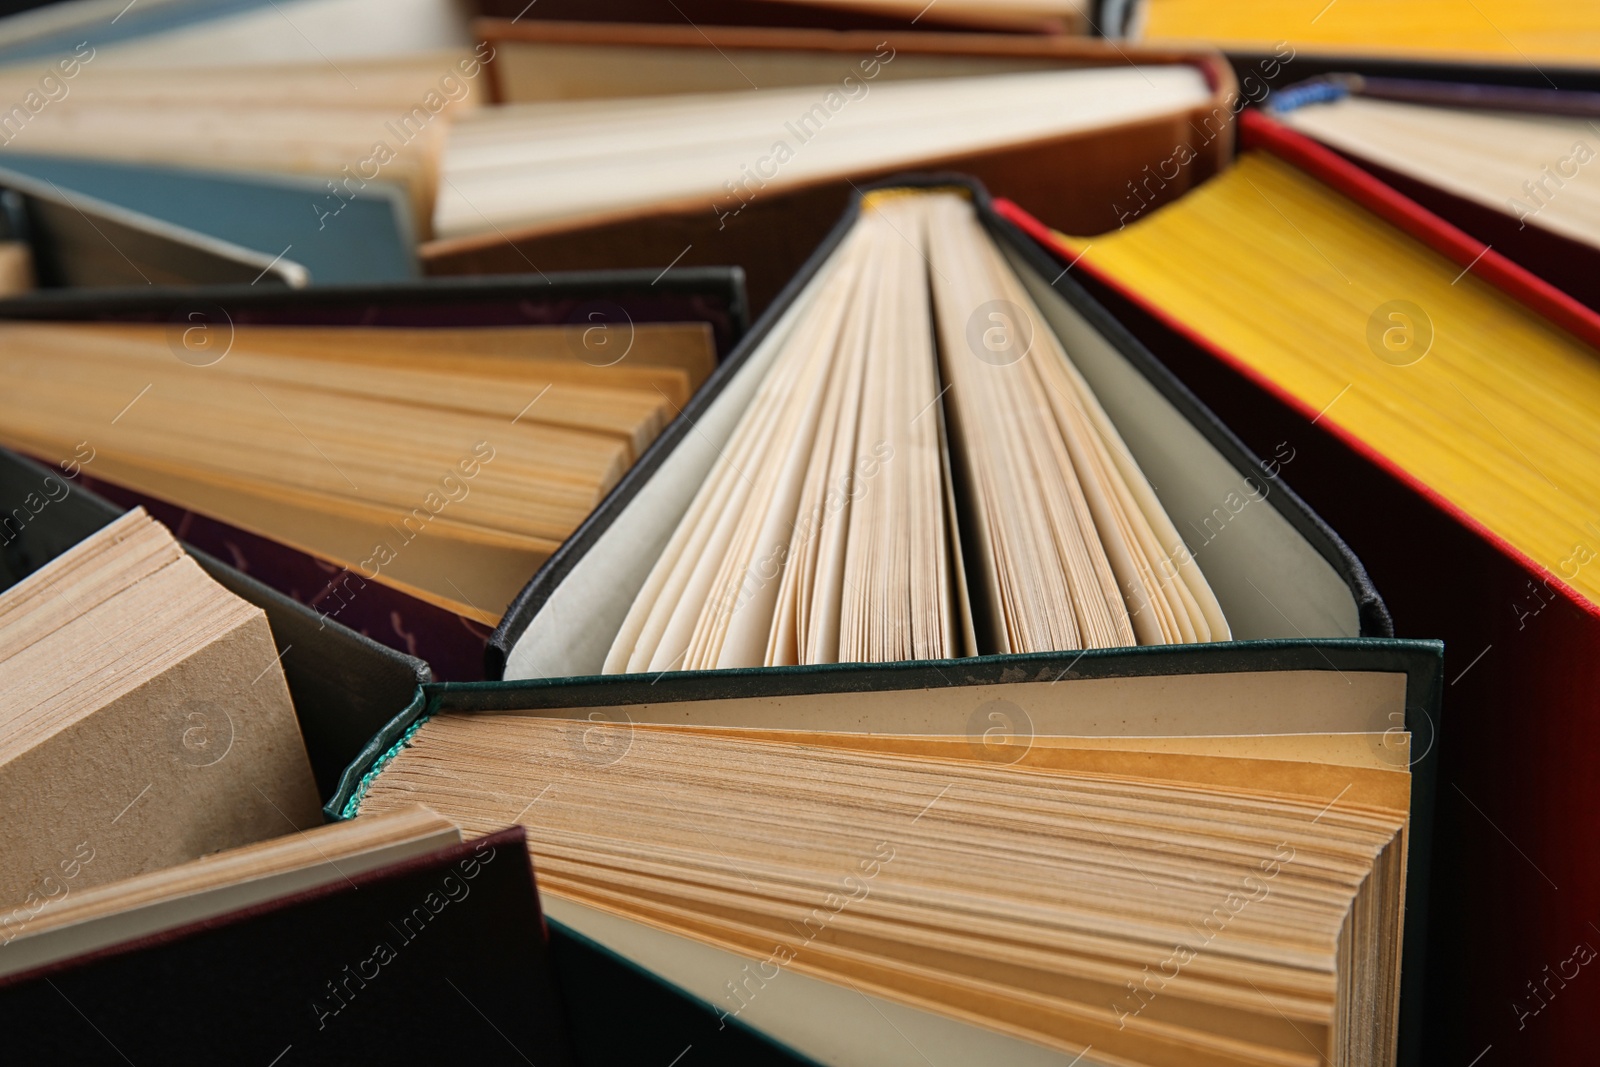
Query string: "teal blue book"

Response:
xmin=0 ymin=160 xmax=305 ymax=287
xmin=0 ymin=154 xmax=415 ymax=284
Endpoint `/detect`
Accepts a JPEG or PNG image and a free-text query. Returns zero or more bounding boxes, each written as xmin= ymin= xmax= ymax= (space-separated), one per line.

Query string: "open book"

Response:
xmin=606 ymin=189 xmax=1227 ymax=673
xmin=358 ymin=697 xmax=1412 ymax=1066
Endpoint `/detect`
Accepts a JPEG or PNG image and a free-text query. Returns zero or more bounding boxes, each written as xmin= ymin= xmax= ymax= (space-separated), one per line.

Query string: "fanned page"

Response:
xmin=604 ymin=189 xmax=1226 ymax=674
xmin=361 ymin=713 xmax=1410 ymax=1067
xmin=927 ymin=195 xmax=1225 ymax=648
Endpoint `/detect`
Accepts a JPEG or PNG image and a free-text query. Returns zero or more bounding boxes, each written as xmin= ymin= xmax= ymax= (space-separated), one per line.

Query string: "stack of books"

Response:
xmin=1 ymin=2 xmax=1597 ymax=1065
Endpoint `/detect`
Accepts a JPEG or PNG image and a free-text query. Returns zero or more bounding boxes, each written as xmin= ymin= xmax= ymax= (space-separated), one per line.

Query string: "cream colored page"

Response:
xmin=612 ymin=242 xmax=864 ymax=672
xmin=696 ymin=244 xmax=868 ymax=669
xmin=769 ymin=235 xmax=879 ymax=666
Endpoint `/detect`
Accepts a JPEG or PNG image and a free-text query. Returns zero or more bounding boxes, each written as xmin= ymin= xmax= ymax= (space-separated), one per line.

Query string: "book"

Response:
xmin=0 ymin=815 xmax=578 ymax=1066
xmin=604 ymin=189 xmax=1228 ymax=672
xmin=0 ymin=269 xmax=745 ymax=679
xmin=0 ymin=49 xmax=493 ymax=237
xmin=1036 ymin=121 xmax=1600 ymax=638
xmin=995 ymin=112 xmax=1600 ymax=1064
xmin=0 ymin=803 xmax=460 ymax=978
xmin=0 ymin=153 xmax=417 ymax=285
xmin=0 ymin=442 xmax=432 ymax=806
xmin=474 ymin=19 xmax=1209 ymax=106
xmin=473 ymin=0 xmax=1092 ymax=35
xmin=0 ymin=263 xmax=749 ymax=350
xmin=1269 ymin=76 xmax=1600 ymax=311
xmin=430 ymin=22 xmax=1238 ymax=312
xmin=0 ymin=161 xmax=308 ymax=287
xmin=493 ymin=176 xmax=1393 ymax=679
xmin=0 ymin=508 xmax=322 ymax=906
xmin=1132 ymin=0 xmax=1600 ymax=68
xmin=0 ymin=0 xmax=471 ymax=69
xmin=356 ymin=701 xmax=1414 ymax=1066
xmin=0 ymin=316 xmax=717 ymax=629
xmin=436 ymin=60 xmax=1211 ymax=244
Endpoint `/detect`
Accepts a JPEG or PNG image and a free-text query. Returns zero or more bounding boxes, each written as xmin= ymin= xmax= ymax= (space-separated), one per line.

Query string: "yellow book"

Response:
xmin=1053 ymin=149 xmax=1600 ymax=609
xmin=1138 ymin=0 xmax=1600 ymax=66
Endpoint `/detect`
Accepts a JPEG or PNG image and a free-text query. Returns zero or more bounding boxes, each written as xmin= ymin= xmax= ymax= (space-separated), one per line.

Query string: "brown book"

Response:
xmin=473 ymin=0 xmax=1091 ymax=35
xmin=425 ymin=21 xmax=1239 ymax=312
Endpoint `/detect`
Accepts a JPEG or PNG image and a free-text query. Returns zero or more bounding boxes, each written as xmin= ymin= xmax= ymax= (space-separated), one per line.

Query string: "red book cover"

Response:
xmin=994 ymin=111 xmax=1600 ymax=1065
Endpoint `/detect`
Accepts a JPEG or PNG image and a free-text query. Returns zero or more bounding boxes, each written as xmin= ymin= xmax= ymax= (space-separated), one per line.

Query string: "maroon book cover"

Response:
xmin=77 ymin=472 xmax=494 ymax=682
xmin=0 ymin=827 xmax=575 ymax=1066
